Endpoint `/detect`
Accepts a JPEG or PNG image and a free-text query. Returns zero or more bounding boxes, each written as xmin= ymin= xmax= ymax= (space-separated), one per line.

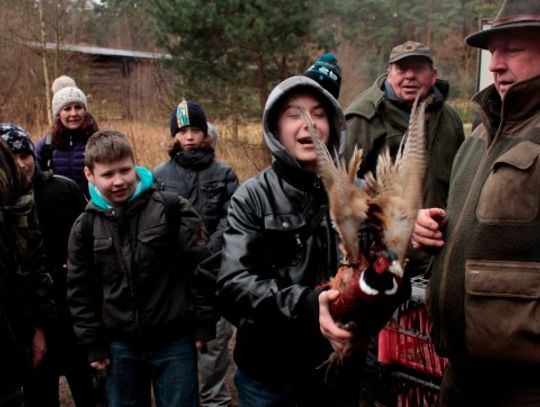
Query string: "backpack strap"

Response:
xmin=157 ymin=191 xmax=182 ymax=243
xmin=40 ymin=135 xmax=53 ymax=172
xmin=80 ymin=211 xmax=95 ymax=248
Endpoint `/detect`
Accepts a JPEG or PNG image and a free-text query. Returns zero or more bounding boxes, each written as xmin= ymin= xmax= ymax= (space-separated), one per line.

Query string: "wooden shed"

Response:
xmin=35 ymin=42 xmax=171 ymax=120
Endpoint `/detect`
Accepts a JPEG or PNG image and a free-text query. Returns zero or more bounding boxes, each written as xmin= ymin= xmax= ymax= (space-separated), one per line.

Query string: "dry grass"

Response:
xmin=29 ymin=114 xmax=473 ymax=181
xmin=30 ymin=120 xmax=269 ymax=182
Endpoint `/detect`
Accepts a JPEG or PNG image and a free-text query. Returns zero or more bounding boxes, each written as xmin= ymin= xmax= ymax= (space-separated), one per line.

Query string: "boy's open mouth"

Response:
xmin=298 ymin=137 xmax=313 ymax=145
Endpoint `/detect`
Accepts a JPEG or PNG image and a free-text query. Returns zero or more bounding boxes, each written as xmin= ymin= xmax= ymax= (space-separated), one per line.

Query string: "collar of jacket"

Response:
xmin=88 ymin=166 xmax=154 ymax=211
xmin=86 ymin=186 xmax=156 ymax=221
xmin=383 ymin=78 xmax=444 ymax=114
xmin=272 ymin=160 xmax=326 ymax=196
xmin=56 ymin=127 xmax=90 ymax=146
xmin=346 ymin=73 xmax=449 ymax=120
xmin=473 ymin=74 xmax=540 ymax=135
xmin=173 ymin=148 xmax=214 ymax=169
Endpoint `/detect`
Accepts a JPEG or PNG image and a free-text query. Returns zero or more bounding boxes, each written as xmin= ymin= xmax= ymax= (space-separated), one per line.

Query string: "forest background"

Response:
xmin=0 ymin=0 xmax=500 ymax=180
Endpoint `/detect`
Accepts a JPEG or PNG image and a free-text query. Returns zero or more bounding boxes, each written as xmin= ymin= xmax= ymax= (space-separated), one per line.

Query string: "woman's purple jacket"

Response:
xmin=35 ymin=135 xmax=88 ymax=196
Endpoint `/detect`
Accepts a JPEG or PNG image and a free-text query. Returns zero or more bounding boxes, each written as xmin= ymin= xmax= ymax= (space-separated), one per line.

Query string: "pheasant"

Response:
xmin=299 ymin=96 xmax=429 ymax=361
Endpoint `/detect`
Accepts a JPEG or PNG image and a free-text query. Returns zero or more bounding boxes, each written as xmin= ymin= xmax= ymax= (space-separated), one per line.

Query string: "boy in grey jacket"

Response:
xmin=153 ymin=101 xmax=239 ymax=407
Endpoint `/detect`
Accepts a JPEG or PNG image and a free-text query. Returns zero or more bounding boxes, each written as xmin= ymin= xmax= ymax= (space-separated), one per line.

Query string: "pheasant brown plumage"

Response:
xmin=299 ymin=96 xmax=429 ymax=361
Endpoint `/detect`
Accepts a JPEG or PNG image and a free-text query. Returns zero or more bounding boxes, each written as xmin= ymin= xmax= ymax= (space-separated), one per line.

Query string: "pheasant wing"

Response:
xmin=368 ymin=96 xmax=429 ymax=263
xmin=297 ymin=107 xmax=368 ymax=264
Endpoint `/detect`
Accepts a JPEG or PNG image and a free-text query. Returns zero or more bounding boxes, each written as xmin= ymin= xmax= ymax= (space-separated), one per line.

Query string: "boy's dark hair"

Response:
xmin=84 ymin=130 xmax=134 ymax=171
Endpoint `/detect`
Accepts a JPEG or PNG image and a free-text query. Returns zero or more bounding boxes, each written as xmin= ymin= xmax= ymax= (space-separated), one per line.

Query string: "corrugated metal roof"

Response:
xmin=28 ymin=41 xmax=171 ymax=60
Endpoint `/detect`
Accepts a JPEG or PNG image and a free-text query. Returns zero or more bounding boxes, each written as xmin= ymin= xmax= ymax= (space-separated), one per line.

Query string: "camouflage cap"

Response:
xmin=389 ymin=41 xmax=433 ymax=64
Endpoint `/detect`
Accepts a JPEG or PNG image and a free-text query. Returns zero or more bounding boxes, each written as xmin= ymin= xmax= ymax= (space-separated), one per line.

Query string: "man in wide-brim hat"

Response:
xmin=412 ymin=0 xmax=540 ymax=405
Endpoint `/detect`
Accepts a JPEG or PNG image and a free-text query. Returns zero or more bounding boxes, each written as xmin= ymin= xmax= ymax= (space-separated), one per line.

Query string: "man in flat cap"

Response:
xmin=413 ymin=0 xmax=540 ymax=404
xmin=345 ymin=41 xmax=464 ymax=276
xmin=345 ymin=40 xmax=465 ymax=406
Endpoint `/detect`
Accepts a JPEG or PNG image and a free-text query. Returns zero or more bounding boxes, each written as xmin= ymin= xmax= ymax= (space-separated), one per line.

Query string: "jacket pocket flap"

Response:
xmin=492 ymin=142 xmax=539 ymax=171
xmin=138 ymin=224 xmax=168 ymax=242
xmin=200 ymin=182 xmax=225 ymax=191
xmin=93 ymin=237 xmax=113 ymax=251
xmin=264 ymin=214 xmax=306 ymax=231
xmin=466 ymin=260 xmax=540 ymax=298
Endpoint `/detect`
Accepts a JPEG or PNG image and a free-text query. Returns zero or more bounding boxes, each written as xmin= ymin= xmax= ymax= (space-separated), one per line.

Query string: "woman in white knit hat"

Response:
xmin=35 ymin=75 xmax=99 ymax=198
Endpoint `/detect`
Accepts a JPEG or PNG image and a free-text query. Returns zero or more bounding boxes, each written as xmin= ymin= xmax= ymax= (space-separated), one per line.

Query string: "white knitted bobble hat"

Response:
xmin=51 ymin=75 xmax=88 ymax=117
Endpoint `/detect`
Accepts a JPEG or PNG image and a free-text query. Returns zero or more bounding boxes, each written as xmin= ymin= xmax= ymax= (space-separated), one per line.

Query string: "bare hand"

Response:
xmin=195 ymin=340 xmax=207 ymax=351
xmin=319 ymin=290 xmax=353 ymax=358
xmin=30 ymin=328 xmax=47 ymax=368
xmin=411 ymin=208 xmax=447 ymax=249
xmin=90 ymin=358 xmax=111 ymax=371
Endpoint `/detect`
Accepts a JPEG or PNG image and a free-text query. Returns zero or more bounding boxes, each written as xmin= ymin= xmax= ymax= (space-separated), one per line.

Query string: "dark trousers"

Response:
xmin=23 ymin=328 xmax=97 ymax=407
xmin=234 ymin=350 xmax=365 ymax=407
xmin=106 ymin=336 xmax=198 ymax=407
xmin=0 ymin=388 xmax=23 ymax=407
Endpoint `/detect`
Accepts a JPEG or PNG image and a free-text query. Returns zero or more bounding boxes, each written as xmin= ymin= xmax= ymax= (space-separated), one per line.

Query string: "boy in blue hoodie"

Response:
xmin=67 ymin=130 xmax=213 ymax=407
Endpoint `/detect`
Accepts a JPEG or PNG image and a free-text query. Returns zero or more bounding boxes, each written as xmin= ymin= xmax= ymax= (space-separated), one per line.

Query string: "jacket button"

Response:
xmin=282 ymin=222 xmax=289 ymax=229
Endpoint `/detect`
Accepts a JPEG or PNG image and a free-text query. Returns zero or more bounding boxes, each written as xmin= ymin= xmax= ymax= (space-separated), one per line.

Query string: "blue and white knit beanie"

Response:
xmin=304 ymin=53 xmax=342 ymax=99
xmin=51 ymin=75 xmax=88 ymax=118
xmin=169 ymin=100 xmax=208 ymax=137
xmin=0 ymin=123 xmax=35 ymax=158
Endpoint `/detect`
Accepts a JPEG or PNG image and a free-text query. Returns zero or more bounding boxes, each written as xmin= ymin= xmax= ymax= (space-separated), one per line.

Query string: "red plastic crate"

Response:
xmin=378 ymin=278 xmax=448 ymax=378
xmin=393 ymin=370 xmax=441 ymax=407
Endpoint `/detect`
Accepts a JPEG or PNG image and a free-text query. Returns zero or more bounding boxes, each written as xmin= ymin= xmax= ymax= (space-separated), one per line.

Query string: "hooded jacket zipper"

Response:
xmin=112 ymin=208 xmax=140 ymax=331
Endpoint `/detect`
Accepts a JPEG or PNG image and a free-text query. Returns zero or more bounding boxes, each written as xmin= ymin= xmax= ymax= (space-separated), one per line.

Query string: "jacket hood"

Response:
xmin=262 ymin=75 xmax=347 ymax=169
xmin=88 ymin=166 xmax=154 ymax=210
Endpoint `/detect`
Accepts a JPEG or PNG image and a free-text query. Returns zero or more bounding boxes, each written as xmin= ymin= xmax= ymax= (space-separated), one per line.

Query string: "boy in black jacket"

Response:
xmin=216 ymin=76 xmax=364 ymax=407
xmin=67 ymin=130 xmax=212 ymax=407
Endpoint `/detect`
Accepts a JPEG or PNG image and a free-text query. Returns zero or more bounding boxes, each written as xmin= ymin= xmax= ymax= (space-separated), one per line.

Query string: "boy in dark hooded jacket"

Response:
xmin=67 ymin=130 xmax=212 ymax=407
xmin=216 ymin=76 xmax=365 ymax=406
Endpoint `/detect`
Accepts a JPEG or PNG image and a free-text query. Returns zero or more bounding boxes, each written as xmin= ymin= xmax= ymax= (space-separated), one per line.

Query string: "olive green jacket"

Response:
xmin=345 ymin=74 xmax=464 ymax=211
xmin=429 ymin=74 xmax=540 ymax=371
xmin=345 ymin=74 xmax=464 ymax=275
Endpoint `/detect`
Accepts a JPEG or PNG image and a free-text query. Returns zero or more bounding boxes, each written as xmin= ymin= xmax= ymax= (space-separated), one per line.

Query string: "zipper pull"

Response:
xmin=295 ymin=233 xmax=303 ymax=248
xmin=70 ymin=135 xmax=73 ymax=147
xmin=314 ymin=175 xmax=322 ymax=189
